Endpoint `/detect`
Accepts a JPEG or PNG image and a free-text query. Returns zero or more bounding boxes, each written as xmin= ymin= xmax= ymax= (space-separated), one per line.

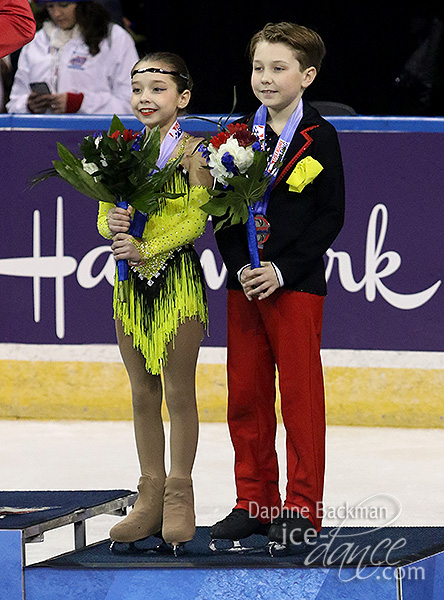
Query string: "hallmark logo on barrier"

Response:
xmin=0 ymin=197 xmax=441 ymax=338
xmin=325 ymin=203 xmax=441 ymax=310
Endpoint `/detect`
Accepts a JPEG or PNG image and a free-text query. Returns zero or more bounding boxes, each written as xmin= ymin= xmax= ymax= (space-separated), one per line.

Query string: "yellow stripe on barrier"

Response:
xmin=0 ymin=361 xmax=442 ymax=427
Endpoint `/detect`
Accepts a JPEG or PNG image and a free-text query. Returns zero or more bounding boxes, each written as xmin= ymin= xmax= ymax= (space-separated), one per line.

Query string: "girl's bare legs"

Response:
xmin=162 ymin=318 xmax=203 ymax=547
xmin=109 ymin=319 xmax=165 ymax=543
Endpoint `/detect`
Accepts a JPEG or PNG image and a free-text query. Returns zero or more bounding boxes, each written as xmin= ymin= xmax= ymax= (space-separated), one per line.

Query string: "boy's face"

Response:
xmin=251 ymin=41 xmax=316 ymax=114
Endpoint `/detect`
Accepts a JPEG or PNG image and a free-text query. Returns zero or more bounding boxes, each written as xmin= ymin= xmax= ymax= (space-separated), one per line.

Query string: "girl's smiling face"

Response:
xmin=131 ymin=62 xmax=190 ymax=138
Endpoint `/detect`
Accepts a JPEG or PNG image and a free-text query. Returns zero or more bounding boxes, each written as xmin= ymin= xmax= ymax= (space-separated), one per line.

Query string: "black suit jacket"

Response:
xmin=214 ymin=101 xmax=345 ymax=295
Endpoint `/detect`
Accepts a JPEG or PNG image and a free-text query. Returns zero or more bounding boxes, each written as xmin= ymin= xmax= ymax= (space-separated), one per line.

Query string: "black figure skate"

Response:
xmin=209 ymin=508 xmax=270 ymax=553
xmin=267 ymin=509 xmax=318 ymax=556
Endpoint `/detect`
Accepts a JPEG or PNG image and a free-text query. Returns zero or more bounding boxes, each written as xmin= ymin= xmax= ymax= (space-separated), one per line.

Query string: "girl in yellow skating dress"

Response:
xmin=96 ymin=52 xmax=212 ymax=554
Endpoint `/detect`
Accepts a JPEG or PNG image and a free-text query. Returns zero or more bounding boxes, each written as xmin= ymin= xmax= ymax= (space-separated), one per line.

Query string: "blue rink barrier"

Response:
xmin=2 ymin=113 xmax=444 ymax=132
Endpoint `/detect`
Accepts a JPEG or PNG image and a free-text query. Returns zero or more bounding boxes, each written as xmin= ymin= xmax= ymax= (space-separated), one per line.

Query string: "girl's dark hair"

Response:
xmin=131 ymin=52 xmax=193 ymax=93
xmin=36 ymin=1 xmax=110 ymax=56
xmin=75 ymin=2 xmax=110 ymax=56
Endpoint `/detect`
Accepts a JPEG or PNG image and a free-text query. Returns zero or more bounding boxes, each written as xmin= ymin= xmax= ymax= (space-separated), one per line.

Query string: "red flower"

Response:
xmin=209 ymin=130 xmax=230 ymax=149
xmin=109 ymin=129 xmax=138 ymax=142
xmin=209 ymin=122 xmax=257 ymax=149
xmin=233 ymin=129 xmax=258 ymax=148
xmin=226 ymin=122 xmax=248 ymax=135
xmin=123 ymin=129 xmax=138 ymax=141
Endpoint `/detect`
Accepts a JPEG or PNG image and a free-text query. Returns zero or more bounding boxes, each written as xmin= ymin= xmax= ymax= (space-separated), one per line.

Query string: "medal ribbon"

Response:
xmin=128 ymin=120 xmax=183 ymax=237
xmin=252 ymin=99 xmax=303 ymax=215
xmin=134 ymin=120 xmax=183 ymax=167
xmin=156 ymin=120 xmax=183 ymax=169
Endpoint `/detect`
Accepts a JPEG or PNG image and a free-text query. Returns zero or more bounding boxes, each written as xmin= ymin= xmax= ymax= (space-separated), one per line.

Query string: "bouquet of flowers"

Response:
xmin=33 ymin=114 xmax=182 ymax=300
xmin=200 ymin=122 xmax=274 ymax=268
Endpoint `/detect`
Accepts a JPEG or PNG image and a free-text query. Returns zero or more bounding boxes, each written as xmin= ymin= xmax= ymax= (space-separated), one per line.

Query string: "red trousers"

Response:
xmin=227 ymin=289 xmax=326 ymax=531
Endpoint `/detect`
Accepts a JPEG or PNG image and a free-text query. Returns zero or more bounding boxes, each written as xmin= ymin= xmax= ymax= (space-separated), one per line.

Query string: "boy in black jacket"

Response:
xmin=210 ymin=22 xmax=345 ymax=549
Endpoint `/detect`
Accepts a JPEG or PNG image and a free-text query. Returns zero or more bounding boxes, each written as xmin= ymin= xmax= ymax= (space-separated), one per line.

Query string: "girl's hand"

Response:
xmin=111 ymin=233 xmax=142 ymax=265
xmin=240 ymin=262 xmax=279 ymax=301
xmin=107 ymin=205 xmax=132 ymax=234
xmin=50 ymin=92 xmax=68 ymax=114
xmin=27 ymin=92 xmax=52 ymax=114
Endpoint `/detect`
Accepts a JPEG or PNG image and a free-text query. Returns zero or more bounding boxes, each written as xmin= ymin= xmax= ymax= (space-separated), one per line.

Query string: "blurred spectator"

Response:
xmin=1 ymin=55 xmax=12 ymax=111
xmin=0 ymin=0 xmax=36 ymax=58
xmin=7 ymin=0 xmax=138 ymax=114
xmin=393 ymin=11 xmax=444 ymax=115
xmin=95 ymin=0 xmax=123 ymax=26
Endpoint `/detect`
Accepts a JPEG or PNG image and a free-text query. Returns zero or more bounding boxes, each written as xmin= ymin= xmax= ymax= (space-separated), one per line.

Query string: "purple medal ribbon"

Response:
xmin=244 ymin=101 xmax=303 ymax=269
xmin=247 ymin=98 xmax=303 ymax=269
xmin=128 ymin=119 xmax=183 ymax=234
xmin=156 ymin=120 xmax=183 ymax=169
xmin=252 ymin=99 xmax=304 ymax=215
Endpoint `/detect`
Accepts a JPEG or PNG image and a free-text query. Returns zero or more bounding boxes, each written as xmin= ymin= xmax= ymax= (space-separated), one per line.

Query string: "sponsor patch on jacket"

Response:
xmin=68 ymin=54 xmax=88 ymax=70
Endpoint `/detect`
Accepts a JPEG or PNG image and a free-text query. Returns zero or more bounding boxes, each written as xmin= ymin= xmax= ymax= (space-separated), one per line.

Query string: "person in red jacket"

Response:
xmin=0 ymin=0 xmax=36 ymax=58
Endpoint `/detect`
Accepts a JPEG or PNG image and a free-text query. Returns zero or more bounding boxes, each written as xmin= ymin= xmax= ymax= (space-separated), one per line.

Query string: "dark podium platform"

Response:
xmin=1 ymin=491 xmax=443 ymax=600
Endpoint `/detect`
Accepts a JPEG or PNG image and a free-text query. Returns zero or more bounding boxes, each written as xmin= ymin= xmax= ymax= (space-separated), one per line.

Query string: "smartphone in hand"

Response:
xmin=30 ymin=82 xmax=51 ymax=94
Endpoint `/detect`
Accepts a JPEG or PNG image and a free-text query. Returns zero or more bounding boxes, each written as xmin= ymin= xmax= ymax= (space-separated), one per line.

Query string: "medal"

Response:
xmin=255 ymin=214 xmax=270 ymax=248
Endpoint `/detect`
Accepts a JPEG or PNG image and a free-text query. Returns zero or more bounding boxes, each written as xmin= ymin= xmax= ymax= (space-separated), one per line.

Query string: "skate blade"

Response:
xmin=268 ymin=540 xmax=312 ymax=557
xmin=209 ymin=539 xmax=266 ymax=554
xmin=154 ymin=541 xmax=186 ymax=557
xmin=172 ymin=543 xmax=185 ymax=557
xmin=109 ymin=532 xmax=163 ymax=555
xmin=268 ymin=541 xmax=289 ymax=557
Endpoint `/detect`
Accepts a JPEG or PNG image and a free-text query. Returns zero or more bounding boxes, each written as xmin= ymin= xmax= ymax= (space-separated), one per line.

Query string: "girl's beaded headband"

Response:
xmin=131 ymin=67 xmax=188 ymax=81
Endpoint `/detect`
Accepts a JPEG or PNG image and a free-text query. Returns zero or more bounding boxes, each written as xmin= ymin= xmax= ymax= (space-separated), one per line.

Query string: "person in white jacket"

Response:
xmin=7 ymin=0 xmax=139 ymax=114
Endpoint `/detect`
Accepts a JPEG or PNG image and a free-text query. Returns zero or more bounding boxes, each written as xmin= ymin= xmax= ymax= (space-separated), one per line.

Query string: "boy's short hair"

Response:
xmin=249 ymin=22 xmax=326 ymax=72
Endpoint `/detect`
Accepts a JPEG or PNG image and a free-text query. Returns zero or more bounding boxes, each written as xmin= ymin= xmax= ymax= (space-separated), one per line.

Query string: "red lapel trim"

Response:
xmin=273 ymin=125 xmax=319 ymax=188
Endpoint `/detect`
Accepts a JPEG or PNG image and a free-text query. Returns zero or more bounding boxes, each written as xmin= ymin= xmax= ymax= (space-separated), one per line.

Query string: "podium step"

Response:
xmin=2 ymin=490 xmax=444 ymax=600
xmin=24 ymin=526 xmax=444 ymax=600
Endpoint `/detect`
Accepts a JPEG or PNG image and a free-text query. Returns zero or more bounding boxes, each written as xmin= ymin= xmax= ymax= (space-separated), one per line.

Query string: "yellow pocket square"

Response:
xmin=286 ymin=156 xmax=323 ymax=193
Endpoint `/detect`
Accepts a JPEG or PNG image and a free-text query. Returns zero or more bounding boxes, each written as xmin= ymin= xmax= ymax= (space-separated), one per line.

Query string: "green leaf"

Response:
xmin=200 ymin=198 xmax=231 ymax=216
xmin=52 ymin=149 xmax=115 ymax=203
xmin=29 ymin=167 xmax=59 ymax=188
xmin=138 ymin=126 xmax=161 ymax=168
xmin=53 ymin=161 xmax=97 ymax=199
xmin=57 ymin=142 xmax=83 ymax=169
xmin=108 ymin=114 xmax=126 ymax=136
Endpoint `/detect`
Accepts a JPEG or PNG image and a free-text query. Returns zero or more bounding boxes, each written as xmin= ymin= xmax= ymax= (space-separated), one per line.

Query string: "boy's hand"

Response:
xmin=240 ymin=262 xmax=279 ymax=301
xmin=107 ymin=205 xmax=132 ymax=234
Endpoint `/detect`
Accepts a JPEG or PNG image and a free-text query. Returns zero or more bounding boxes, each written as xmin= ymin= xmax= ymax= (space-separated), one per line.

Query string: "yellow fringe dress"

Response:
xmin=97 ymin=167 xmax=209 ymax=375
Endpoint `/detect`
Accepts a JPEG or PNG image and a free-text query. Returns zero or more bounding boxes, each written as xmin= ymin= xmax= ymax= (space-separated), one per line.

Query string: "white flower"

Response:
xmin=208 ymin=144 xmax=232 ymax=186
xmin=81 ymin=159 xmax=100 ymax=176
xmin=208 ymin=136 xmax=255 ymax=185
xmin=222 ymin=138 xmax=255 ymax=173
